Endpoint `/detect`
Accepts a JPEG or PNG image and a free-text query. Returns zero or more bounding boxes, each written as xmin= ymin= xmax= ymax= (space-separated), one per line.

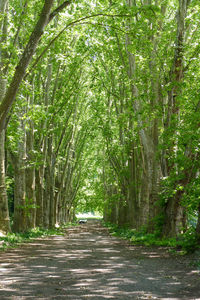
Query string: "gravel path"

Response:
xmin=0 ymin=220 xmax=200 ymax=299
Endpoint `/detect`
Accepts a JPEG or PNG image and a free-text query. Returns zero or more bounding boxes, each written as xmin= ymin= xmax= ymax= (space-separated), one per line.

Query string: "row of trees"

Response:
xmin=0 ymin=0 xmax=91 ymax=232
xmin=0 ymin=0 xmax=200 ymax=238
xmin=98 ymin=0 xmax=200 ymax=238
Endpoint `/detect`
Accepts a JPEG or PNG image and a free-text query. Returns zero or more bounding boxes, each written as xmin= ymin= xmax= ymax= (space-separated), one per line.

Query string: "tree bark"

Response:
xmin=12 ymin=132 xmax=27 ymax=232
xmin=0 ymin=1 xmax=11 ymax=233
xmin=43 ymin=63 xmax=52 ymax=228
xmin=25 ymin=95 xmax=36 ymax=230
xmin=48 ymin=135 xmax=55 ymax=228
xmin=196 ymin=204 xmax=200 ymax=241
xmin=35 ymin=167 xmax=44 ymax=227
xmin=127 ymin=145 xmax=139 ymax=228
xmin=0 ymin=124 xmax=10 ymax=233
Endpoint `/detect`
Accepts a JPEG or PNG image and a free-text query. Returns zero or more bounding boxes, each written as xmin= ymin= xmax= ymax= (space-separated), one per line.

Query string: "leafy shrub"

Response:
xmin=176 ymin=228 xmax=199 ymax=253
xmin=103 ymin=221 xmax=200 ymax=254
xmin=0 ymin=226 xmax=65 ymax=251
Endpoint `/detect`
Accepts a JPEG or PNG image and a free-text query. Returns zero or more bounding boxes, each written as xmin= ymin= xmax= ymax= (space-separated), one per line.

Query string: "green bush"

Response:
xmin=175 ymin=228 xmax=199 ymax=253
xmin=0 ymin=226 xmax=65 ymax=251
xmin=103 ymin=222 xmax=200 ymax=254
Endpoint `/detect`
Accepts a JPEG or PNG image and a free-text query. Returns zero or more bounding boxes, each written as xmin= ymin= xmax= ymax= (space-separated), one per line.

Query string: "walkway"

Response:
xmin=0 ymin=221 xmax=200 ymax=299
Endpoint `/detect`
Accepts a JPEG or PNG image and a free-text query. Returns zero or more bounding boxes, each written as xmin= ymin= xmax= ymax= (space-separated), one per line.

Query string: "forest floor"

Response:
xmin=0 ymin=220 xmax=200 ymax=300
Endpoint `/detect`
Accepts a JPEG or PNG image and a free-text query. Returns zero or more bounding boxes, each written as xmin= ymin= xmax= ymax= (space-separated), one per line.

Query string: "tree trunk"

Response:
xmin=35 ymin=167 xmax=44 ymax=227
xmin=12 ymin=133 xmax=27 ymax=232
xmin=43 ymin=134 xmax=55 ymax=228
xmin=196 ymin=204 xmax=200 ymax=242
xmin=139 ymin=168 xmax=150 ymax=227
xmin=0 ymin=126 xmax=10 ymax=233
xmin=25 ymin=90 xmax=36 ymax=229
xmin=43 ymin=164 xmax=50 ymax=228
xmin=42 ymin=63 xmax=52 ymax=228
xmin=0 ymin=0 xmax=11 ymax=233
xmin=127 ymin=146 xmax=139 ymax=228
xmin=103 ymin=185 xmax=119 ymax=224
xmin=48 ymin=137 xmax=55 ymax=228
xmin=163 ymin=190 xmax=185 ymax=237
xmin=25 ymin=117 xmax=36 ymax=229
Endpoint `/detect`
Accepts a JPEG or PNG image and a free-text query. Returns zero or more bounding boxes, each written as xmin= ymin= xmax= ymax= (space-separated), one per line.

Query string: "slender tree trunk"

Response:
xmin=127 ymin=145 xmax=139 ymax=228
xmin=148 ymin=41 xmax=162 ymax=232
xmin=60 ymin=189 xmax=67 ymax=224
xmin=44 ymin=162 xmax=50 ymax=228
xmin=12 ymin=131 xmax=27 ymax=232
xmin=139 ymin=165 xmax=150 ymax=227
xmin=118 ymin=197 xmax=128 ymax=226
xmin=54 ymin=163 xmax=63 ymax=225
xmin=25 ymin=94 xmax=36 ymax=229
xmin=0 ymin=126 xmax=10 ymax=233
xmin=43 ymin=63 xmax=52 ymax=228
xmin=196 ymin=204 xmax=200 ymax=241
xmin=0 ymin=0 xmax=10 ymax=233
xmin=54 ymin=178 xmax=60 ymax=225
xmin=35 ymin=167 xmax=44 ymax=227
xmin=48 ymin=136 xmax=55 ymax=228
xmin=43 ymin=132 xmax=55 ymax=228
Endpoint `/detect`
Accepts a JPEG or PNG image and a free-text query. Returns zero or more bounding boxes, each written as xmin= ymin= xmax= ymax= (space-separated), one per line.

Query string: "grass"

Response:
xmin=0 ymin=223 xmax=77 ymax=251
xmin=103 ymin=222 xmax=200 ymax=254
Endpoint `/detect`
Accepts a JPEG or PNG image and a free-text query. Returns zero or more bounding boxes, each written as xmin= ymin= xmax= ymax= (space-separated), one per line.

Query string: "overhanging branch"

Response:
xmin=49 ymin=0 xmax=72 ymax=23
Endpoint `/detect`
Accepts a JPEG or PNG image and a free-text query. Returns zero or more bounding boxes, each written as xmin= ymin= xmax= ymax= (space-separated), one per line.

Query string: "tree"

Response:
xmin=0 ymin=0 xmax=11 ymax=233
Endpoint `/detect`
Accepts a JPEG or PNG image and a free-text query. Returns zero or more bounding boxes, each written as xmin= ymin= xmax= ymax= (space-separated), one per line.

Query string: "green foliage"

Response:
xmin=175 ymin=229 xmax=200 ymax=254
xmin=16 ymin=197 xmax=39 ymax=217
xmin=104 ymin=222 xmax=200 ymax=254
xmin=0 ymin=227 xmax=65 ymax=251
xmin=2 ymin=0 xmax=200 ymax=237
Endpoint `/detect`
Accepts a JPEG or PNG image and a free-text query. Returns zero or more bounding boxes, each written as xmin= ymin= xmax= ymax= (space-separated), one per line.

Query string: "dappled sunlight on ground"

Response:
xmin=0 ymin=221 xmax=200 ymax=299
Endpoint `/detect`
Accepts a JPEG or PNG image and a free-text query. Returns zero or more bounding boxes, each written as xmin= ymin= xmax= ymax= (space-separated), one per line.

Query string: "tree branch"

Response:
xmin=27 ymin=14 xmax=131 ymax=76
xmin=48 ymin=0 xmax=72 ymax=23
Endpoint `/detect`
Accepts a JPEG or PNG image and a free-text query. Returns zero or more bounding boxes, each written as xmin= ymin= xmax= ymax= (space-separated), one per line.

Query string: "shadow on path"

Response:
xmin=0 ymin=220 xmax=200 ymax=299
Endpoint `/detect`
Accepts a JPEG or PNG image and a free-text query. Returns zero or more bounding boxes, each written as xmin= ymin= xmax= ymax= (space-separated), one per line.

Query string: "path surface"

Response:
xmin=0 ymin=220 xmax=200 ymax=299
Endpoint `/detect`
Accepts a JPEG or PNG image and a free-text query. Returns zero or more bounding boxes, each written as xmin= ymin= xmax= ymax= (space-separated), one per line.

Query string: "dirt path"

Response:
xmin=0 ymin=220 xmax=200 ymax=300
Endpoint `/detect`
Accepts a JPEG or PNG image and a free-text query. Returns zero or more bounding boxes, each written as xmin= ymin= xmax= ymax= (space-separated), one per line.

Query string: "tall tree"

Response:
xmin=0 ymin=0 xmax=11 ymax=233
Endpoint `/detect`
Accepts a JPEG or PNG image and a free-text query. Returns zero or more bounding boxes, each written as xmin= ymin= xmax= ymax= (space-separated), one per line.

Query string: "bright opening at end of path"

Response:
xmin=76 ymin=212 xmax=103 ymax=219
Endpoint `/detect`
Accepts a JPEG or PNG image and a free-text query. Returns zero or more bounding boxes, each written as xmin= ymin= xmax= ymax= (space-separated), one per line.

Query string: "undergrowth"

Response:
xmin=103 ymin=222 xmax=200 ymax=254
xmin=0 ymin=223 xmax=77 ymax=251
